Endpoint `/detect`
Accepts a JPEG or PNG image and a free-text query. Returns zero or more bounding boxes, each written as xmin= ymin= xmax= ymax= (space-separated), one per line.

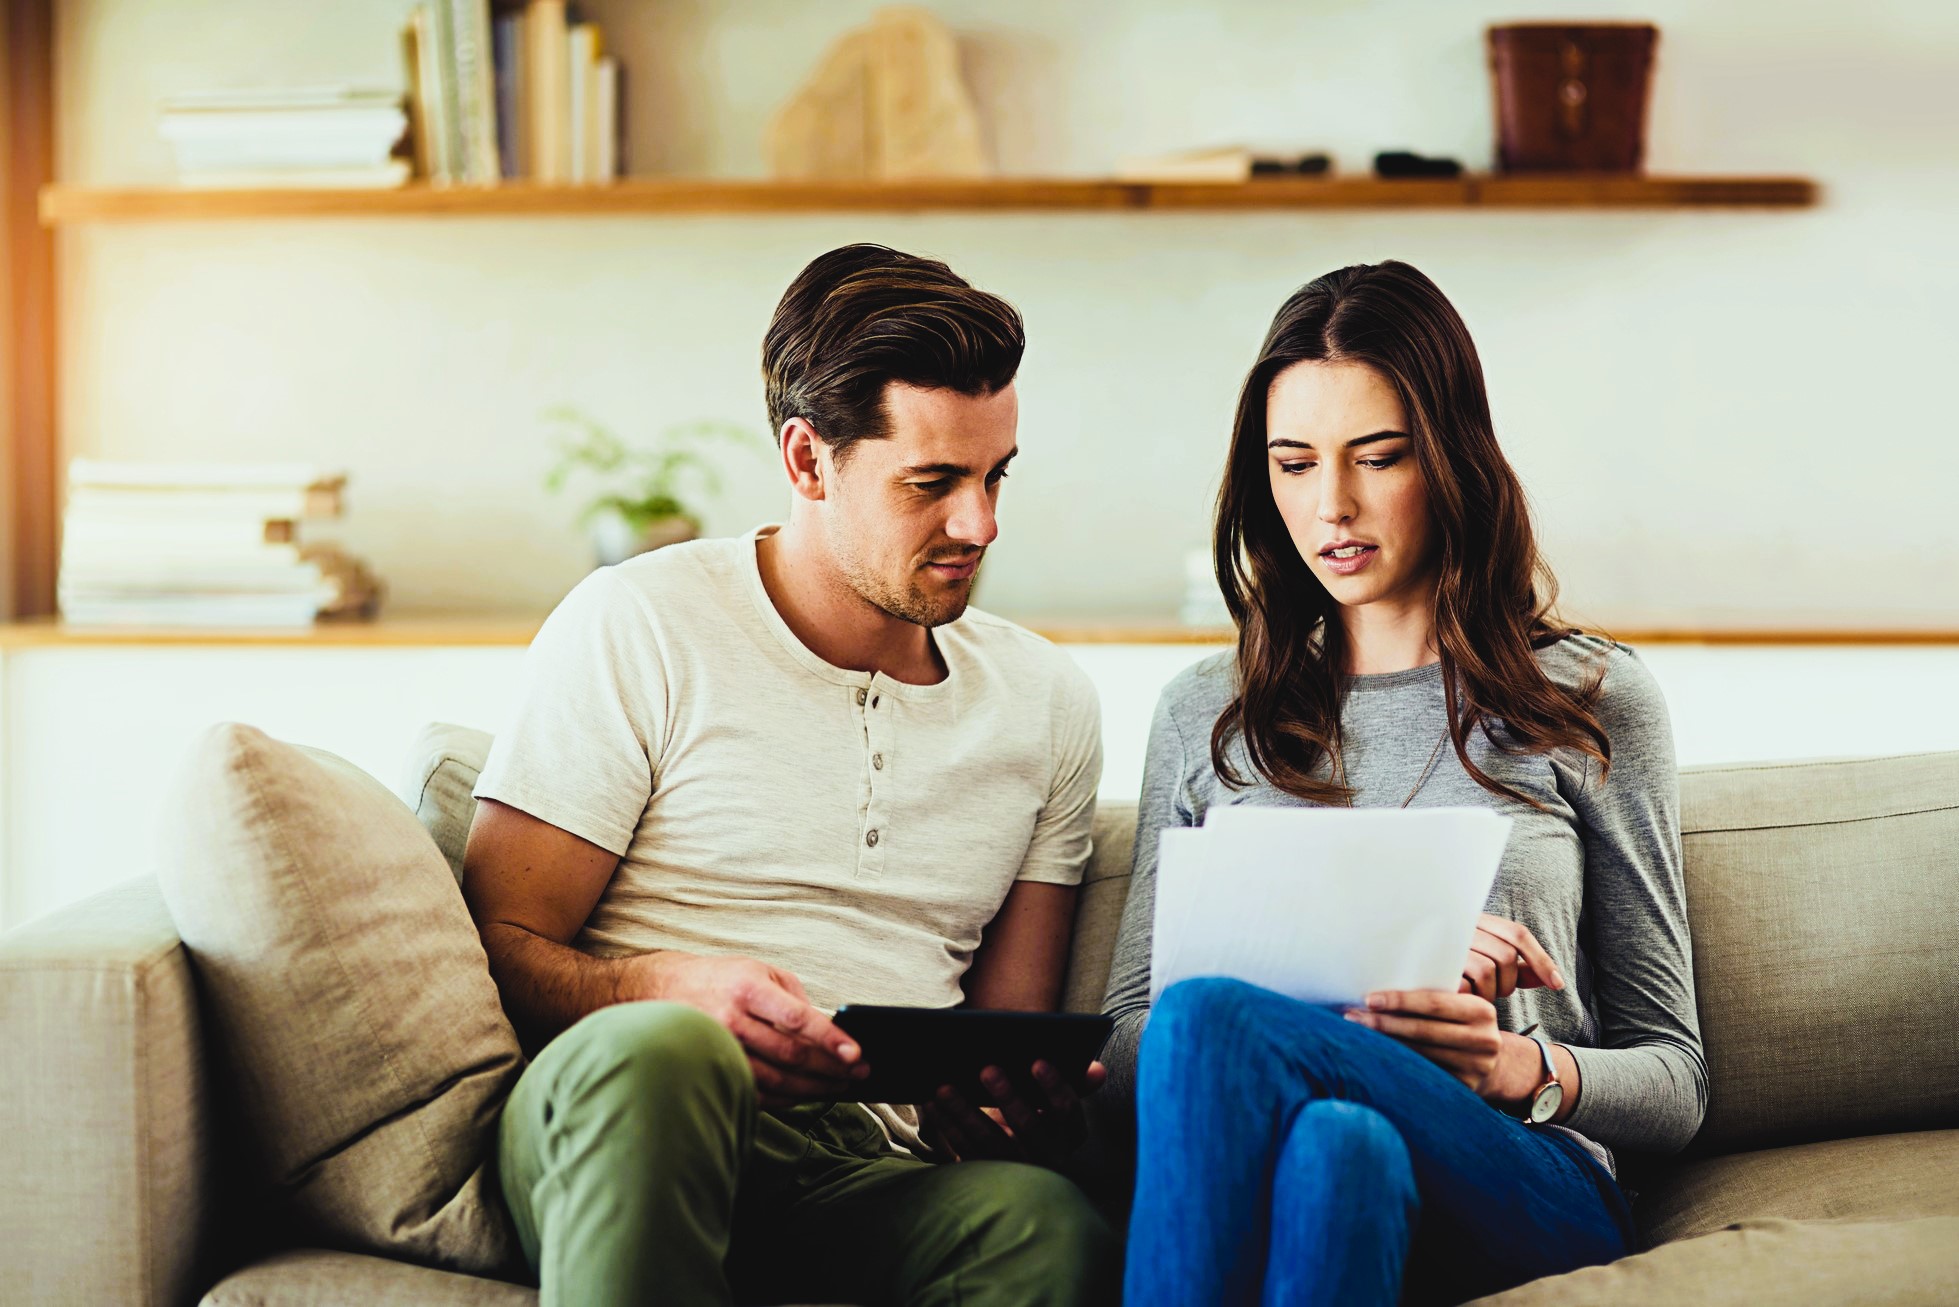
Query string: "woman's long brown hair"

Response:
xmin=1211 ymin=261 xmax=1608 ymax=806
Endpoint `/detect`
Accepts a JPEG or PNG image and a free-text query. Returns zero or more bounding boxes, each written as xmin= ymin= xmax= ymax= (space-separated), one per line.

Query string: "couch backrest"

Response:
xmin=404 ymin=726 xmax=1959 ymax=1155
xmin=1678 ymin=751 xmax=1959 ymax=1154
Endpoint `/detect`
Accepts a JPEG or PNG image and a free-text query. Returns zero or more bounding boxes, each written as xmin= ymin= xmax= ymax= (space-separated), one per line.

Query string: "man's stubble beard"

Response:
xmin=829 ymin=522 xmax=980 ymax=630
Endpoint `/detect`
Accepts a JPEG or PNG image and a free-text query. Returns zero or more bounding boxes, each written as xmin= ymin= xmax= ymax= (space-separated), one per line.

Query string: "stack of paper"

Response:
xmin=1151 ymin=806 xmax=1513 ymax=1006
xmin=58 ymin=462 xmax=380 ymax=629
xmin=158 ymin=88 xmax=410 ymax=189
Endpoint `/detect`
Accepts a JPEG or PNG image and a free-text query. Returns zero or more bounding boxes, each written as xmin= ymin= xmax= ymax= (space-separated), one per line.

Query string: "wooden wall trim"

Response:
xmin=5 ymin=0 xmax=58 ymax=618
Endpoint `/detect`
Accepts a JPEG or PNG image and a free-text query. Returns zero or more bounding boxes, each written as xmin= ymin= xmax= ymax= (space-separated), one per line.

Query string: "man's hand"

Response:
xmin=917 ymin=1059 xmax=1104 ymax=1167
xmin=1458 ymin=913 xmax=1565 ymax=1003
xmin=629 ymin=952 xmax=868 ymax=1109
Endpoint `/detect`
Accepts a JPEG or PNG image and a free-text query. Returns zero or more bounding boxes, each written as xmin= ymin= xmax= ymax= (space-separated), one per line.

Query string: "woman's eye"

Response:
xmin=1360 ymin=456 xmax=1401 ymax=470
xmin=1277 ymin=461 xmax=1315 ymax=476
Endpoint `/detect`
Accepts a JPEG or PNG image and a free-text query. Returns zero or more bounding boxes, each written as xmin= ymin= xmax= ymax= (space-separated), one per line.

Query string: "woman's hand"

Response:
xmin=1459 ymin=914 xmax=1565 ymax=1003
xmin=1346 ymin=990 xmax=1506 ymax=1094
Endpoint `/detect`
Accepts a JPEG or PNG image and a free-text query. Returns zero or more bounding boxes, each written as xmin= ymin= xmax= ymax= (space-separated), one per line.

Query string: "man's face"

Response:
xmin=822 ymin=381 xmax=1019 ymax=628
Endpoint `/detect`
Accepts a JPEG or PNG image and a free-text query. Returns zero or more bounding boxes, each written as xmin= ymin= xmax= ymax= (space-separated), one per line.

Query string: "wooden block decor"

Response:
xmin=766 ymin=6 xmax=988 ymax=180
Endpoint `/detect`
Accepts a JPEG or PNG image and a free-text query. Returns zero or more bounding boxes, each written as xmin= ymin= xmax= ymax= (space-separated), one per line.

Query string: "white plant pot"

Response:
xmin=589 ymin=512 xmax=698 ymax=567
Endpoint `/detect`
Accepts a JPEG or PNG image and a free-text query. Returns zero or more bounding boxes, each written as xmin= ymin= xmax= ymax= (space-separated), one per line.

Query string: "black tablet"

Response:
xmin=830 ymin=1006 xmax=1115 ymax=1105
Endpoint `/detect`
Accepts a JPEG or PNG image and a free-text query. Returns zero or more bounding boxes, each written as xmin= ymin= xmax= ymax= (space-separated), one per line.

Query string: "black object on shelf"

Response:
xmin=1374 ymin=151 xmax=1463 ymax=179
xmin=1251 ymin=153 xmax=1333 ymax=177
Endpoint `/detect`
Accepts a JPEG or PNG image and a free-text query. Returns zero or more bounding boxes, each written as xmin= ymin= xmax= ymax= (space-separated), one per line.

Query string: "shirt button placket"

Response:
xmin=858 ymin=680 xmax=888 ymax=877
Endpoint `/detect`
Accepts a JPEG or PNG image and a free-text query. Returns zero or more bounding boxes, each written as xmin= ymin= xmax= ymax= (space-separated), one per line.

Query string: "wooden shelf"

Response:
xmin=39 ymin=174 xmax=1819 ymax=224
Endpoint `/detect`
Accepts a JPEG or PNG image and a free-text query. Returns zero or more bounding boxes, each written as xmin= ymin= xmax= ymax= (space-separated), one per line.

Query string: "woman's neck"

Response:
xmin=1338 ymin=589 xmax=1440 ymax=676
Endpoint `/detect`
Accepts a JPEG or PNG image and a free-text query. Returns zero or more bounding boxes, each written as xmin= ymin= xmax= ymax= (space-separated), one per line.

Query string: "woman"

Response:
xmin=1100 ymin=261 xmax=1705 ymax=1306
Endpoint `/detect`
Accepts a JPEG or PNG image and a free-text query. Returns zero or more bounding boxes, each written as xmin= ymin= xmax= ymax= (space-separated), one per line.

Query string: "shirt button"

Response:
xmin=866 ymin=829 xmax=880 ymax=847
xmin=873 ymin=752 xmax=884 ymax=770
xmin=856 ymin=688 xmax=868 ymax=706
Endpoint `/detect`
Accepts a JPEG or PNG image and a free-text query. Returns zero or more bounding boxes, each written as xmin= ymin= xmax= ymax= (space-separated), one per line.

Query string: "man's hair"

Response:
xmin=762 ymin=244 xmax=1025 ymax=462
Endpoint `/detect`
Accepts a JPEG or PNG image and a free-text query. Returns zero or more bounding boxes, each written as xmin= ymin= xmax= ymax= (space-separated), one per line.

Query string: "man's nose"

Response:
xmin=944 ymin=483 xmax=999 ymax=548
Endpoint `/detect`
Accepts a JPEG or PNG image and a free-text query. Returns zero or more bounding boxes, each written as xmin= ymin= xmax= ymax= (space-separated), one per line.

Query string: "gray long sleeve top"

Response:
xmin=1098 ymin=636 xmax=1707 ymax=1174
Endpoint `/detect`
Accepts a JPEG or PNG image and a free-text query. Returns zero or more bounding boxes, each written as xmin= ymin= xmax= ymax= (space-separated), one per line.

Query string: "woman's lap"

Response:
xmin=1136 ymin=976 xmax=1633 ymax=1300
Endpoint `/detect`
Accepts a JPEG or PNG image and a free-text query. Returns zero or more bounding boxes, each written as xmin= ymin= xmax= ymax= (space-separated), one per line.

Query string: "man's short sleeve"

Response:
xmin=474 ymin=568 xmax=664 ymax=855
xmin=1014 ymin=662 xmax=1103 ymax=886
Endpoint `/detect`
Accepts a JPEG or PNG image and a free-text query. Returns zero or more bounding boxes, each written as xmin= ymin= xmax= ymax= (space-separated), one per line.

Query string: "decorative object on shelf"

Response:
xmin=157 ymin=88 xmax=410 ymax=190
xmin=57 ymin=461 xmax=382 ymax=627
xmin=1488 ymin=23 xmax=1659 ymax=173
xmin=543 ymin=409 xmax=766 ymax=567
xmin=767 ymin=6 xmax=988 ymax=180
xmin=1374 ymin=150 xmax=1464 ymax=179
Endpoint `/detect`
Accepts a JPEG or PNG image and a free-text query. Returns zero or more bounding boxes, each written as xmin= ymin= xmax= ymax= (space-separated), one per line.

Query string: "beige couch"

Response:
xmin=3 ymin=734 xmax=1956 ymax=1306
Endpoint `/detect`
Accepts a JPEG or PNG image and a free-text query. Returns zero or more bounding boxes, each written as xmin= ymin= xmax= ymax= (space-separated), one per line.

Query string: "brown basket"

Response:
xmin=1488 ymin=23 xmax=1658 ymax=172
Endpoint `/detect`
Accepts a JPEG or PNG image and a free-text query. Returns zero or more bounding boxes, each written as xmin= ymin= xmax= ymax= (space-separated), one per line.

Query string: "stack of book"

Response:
xmin=58 ymin=463 xmax=382 ymax=629
xmin=157 ymin=89 xmax=411 ymax=190
xmin=406 ymin=0 xmax=621 ymax=185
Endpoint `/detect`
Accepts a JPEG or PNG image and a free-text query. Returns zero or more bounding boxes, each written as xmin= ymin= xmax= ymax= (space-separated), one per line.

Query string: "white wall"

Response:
xmin=51 ymin=0 xmax=1959 ymax=625
xmin=7 ymin=639 xmax=1959 ymax=931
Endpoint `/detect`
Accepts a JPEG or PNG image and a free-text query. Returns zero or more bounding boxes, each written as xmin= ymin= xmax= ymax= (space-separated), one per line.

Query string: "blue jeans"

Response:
xmin=1126 ymin=978 xmax=1636 ymax=1307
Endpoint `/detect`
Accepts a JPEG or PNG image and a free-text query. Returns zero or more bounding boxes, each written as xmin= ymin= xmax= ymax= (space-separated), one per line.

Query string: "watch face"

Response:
xmin=1530 ymin=1082 xmax=1565 ymax=1124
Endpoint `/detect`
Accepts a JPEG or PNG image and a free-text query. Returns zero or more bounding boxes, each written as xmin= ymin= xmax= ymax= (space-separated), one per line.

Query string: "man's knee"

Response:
xmin=546 ymin=1000 xmax=752 ymax=1117
xmin=951 ymin=1164 xmax=1119 ymax=1302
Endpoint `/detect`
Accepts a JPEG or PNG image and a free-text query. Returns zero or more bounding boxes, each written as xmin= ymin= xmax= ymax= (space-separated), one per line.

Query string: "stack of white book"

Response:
xmin=157 ymin=88 xmax=411 ymax=189
xmin=58 ymin=462 xmax=379 ymax=629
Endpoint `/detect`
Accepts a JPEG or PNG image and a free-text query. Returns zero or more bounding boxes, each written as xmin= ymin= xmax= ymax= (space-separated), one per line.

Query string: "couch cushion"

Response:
xmin=1679 ymin=752 xmax=1959 ymax=1154
xmin=1061 ymin=802 xmax=1137 ymax=1014
xmin=159 ymin=724 xmax=525 ymax=1279
xmin=398 ymin=723 xmax=495 ymax=883
xmin=1465 ymin=1216 xmax=1959 ymax=1307
xmin=1636 ymin=1128 xmax=1959 ymax=1246
xmin=203 ymin=1249 xmax=537 ymax=1306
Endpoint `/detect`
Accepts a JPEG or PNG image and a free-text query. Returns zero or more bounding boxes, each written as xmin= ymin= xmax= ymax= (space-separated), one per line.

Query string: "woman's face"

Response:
xmin=1265 ymin=360 xmax=1437 ymax=612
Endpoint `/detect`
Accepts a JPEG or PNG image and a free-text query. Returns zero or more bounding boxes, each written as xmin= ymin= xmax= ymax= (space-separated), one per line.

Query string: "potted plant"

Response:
xmin=543 ymin=407 xmax=765 ymax=566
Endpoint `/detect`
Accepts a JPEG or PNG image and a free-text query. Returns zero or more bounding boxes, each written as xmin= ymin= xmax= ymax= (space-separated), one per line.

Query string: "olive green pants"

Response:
xmin=499 ymin=1001 xmax=1119 ymax=1307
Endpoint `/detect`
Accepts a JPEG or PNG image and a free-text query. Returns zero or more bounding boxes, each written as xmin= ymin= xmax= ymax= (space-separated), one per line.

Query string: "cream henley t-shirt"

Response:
xmin=475 ymin=525 xmax=1103 ymax=1027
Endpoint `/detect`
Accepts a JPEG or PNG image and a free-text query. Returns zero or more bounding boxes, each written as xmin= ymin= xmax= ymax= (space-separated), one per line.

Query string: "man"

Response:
xmin=464 ymin=244 xmax=1115 ymax=1307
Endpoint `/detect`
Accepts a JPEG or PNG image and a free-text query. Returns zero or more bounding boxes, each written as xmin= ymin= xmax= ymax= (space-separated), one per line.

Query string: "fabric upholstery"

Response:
xmin=398 ymin=722 xmax=496 ymax=884
xmin=1637 ymin=1129 xmax=1959 ymax=1246
xmin=202 ymin=1250 xmax=538 ymax=1306
xmin=0 ymin=877 xmax=214 ymax=1307
xmin=156 ymin=723 xmax=526 ymax=1279
xmin=1467 ymin=1217 xmax=1959 ymax=1306
xmin=1062 ymin=803 xmax=1137 ymax=1015
xmin=1677 ymin=753 xmax=1959 ymax=1154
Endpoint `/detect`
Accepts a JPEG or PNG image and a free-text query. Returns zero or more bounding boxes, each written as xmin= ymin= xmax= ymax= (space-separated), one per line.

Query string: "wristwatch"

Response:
xmin=1512 ymin=1023 xmax=1564 ymax=1125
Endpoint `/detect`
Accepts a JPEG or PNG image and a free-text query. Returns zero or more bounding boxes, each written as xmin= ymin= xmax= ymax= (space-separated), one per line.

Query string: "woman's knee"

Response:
xmin=1288 ymin=1101 xmax=1415 ymax=1199
xmin=1145 ymin=977 xmax=1273 ymax=1056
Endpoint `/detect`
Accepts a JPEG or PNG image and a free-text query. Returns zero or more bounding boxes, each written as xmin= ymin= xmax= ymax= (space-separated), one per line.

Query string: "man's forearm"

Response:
xmin=481 ymin=922 xmax=650 ymax=1050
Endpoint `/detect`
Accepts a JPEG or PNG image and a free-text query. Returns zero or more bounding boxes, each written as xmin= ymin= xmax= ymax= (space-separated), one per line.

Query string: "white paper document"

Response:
xmin=1150 ymin=806 xmax=1513 ymax=1007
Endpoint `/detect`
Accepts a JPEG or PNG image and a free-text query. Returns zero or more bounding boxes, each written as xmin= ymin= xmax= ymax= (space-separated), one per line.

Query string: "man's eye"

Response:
xmin=986 ymin=469 xmax=1010 ymax=486
xmin=913 ymin=479 xmax=951 ymax=493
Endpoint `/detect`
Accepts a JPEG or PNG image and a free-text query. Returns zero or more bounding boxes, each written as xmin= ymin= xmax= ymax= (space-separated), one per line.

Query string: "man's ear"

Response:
xmin=779 ymin=418 xmax=828 ymax=503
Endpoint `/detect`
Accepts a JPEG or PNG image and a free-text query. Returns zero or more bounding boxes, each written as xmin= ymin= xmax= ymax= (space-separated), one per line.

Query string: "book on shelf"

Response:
xmin=68 ymin=460 xmax=346 ymax=492
xmin=1115 ymin=146 xmax=1256 ymax=184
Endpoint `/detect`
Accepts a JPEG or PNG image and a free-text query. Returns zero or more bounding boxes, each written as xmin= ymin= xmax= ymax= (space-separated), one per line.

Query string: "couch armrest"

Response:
xmin=0 ymin=877 xmax=215 ymax=1306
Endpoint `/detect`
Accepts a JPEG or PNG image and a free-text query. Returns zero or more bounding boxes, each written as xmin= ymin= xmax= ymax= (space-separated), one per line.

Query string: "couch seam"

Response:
xmin=1683 ymin=750 xmax=1956 ymax=776
xmin=1685 ymin=800 xmax=1959 ymax=836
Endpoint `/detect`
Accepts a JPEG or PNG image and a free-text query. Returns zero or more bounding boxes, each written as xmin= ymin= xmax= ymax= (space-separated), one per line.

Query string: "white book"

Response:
xmin=175 ymin=162 xmax=412 ymax=191
xmin=69 ymin=461 xmax=343 ymax=491
xmin=567 ymin=22 xmax=599 ymax=184
xmin=160 ymin=87 xmax=402 ymax=113
xmin=69 ymin=485 xmax=341 ymax=522
xmin=60 ymin=593 xmax=326 ymax=629
xmin=449 ymin=0 xmax=501 ymax=183
xmin=60 ymin=563 xmax=327 ymax=596
xmin=160 ymin=107 xmax=408 ymax=139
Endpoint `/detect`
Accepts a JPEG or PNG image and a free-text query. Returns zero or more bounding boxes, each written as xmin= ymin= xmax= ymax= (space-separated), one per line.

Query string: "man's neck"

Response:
xmin=1338 ymin=586 xmax=1440 ymax=676
xmin=756 ymin=522 xmax=945 ymax=684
